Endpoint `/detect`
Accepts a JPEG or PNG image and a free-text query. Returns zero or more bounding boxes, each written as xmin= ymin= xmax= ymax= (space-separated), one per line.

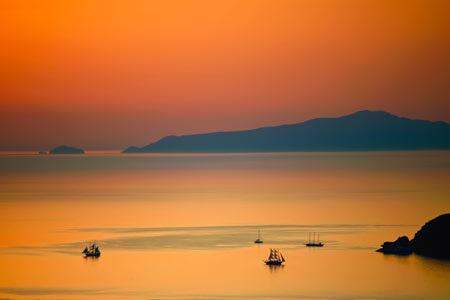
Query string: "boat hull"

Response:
xmin=305 ymin=243 xmax=324 ymax=247
xmin=265 ymin=260 xmax=283 ymax=265
xmin=84 ymin=252 xmax=101 ymax=257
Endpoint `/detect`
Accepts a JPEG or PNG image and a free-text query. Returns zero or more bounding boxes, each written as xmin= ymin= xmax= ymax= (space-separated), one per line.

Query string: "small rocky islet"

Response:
xmin=377 ymin=213 xmax=450 ymax=258
xmin=49 ymin=145 xmax=85 ymax=154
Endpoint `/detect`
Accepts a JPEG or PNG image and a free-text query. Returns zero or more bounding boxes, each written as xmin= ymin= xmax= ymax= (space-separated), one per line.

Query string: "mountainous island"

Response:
xmin=123 ymin=110 xmax=450 ymax=153
xmin=377 ymin=213 xmax=450 ymax=258
xmin=49 ymin=145 xmax=85 ymax=154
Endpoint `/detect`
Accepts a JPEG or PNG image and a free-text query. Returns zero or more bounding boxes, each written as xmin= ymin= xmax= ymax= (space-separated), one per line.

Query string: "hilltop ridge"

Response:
xmin=123 ymin=110 xmax=450 ymax=153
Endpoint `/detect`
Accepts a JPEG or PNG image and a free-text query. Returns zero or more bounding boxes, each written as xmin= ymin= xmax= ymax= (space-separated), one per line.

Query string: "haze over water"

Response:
xmin=1 ymin=151 xmax=449 ymax=299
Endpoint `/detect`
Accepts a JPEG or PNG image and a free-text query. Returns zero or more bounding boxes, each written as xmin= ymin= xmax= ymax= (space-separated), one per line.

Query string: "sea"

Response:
xmin=0 ymin=151 xmax=449 ymax=299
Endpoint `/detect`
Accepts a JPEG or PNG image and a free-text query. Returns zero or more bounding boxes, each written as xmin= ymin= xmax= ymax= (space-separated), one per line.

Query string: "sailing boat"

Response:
xmin=82 ymin=242 xmax=101 ymax=257
xmin=305 ymin=232 xmax=324 ymax=247
xmin=264 ymin=248 xmax=285 ymax=265
xmin=254 ymin=229 xmax=263 ymax=244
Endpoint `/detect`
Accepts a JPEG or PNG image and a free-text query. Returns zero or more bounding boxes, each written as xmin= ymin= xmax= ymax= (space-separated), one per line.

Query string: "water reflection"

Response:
xmin=83 ymin=255 xmax=100 ymax=262
xmin=1 ymin=152 xmax=449 ymax=299
xmin=266 ymin=264 xmax=285 ymax=274
xmin=1 ymin=224 xmax=415 ymax=256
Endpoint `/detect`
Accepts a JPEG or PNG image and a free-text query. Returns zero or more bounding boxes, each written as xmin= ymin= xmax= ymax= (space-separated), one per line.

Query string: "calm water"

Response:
xmin=0 ymin=151 xmax=449 ymax=299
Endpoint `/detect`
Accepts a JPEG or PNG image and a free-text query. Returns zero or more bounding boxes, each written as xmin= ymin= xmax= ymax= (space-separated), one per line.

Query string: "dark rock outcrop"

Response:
xmin=376 ymin=236 xmax=412 ymax=255
xmin=377 ymin=214 xmax=450 ymax=258
xmin=49 ymin=145 xmax=84 ymax=155
xmin=411 ymin=213 xmax=450 ymax=258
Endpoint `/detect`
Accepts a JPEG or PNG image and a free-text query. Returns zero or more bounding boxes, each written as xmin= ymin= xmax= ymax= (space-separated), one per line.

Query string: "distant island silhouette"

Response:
xmin=50 ymin=145 xmax=85 ymax=154
xmin=377 ymin=213 xmax=450 ymax=258
xmin=123 ymin=110 xmax=450 ymax=153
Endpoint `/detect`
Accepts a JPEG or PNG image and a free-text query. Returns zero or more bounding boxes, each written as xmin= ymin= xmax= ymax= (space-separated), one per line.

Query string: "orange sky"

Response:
xmin=1 ymin=0 xmax=449 ymax=150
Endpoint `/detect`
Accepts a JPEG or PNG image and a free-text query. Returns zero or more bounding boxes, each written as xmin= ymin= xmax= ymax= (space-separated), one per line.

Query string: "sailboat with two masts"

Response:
xmin=305 ymin=232 xmax=324 ymax=247
xmin=264 ymin=248 xmax=285 ymax=265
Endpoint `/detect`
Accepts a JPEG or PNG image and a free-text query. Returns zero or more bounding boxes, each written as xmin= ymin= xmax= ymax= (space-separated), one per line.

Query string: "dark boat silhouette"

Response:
xmin=82 ymin=243 xmax=101 ymax=257
xmin=264 ymin=248 xmax=285 ymax=265
xmin=254 ymin=229 xmax=263 ymax=244
xmin=305 ymin=232 xmax=324 ymax=247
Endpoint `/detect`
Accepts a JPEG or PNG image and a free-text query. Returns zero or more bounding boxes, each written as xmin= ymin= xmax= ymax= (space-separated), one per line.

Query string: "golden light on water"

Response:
xmin=0 ymin=152 xmax=449 ymax=299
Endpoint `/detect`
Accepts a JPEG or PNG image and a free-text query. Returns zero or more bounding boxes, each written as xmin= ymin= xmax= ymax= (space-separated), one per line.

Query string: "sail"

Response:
xmin=265 ymin=248 xmax=285 ymax=265
xmin=268 ymin=249 xmax=274 ymax=260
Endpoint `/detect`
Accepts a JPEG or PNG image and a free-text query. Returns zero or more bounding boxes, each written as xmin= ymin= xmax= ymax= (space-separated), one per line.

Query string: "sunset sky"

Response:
xmin=1 ymin=0 xmax=449 ymax=150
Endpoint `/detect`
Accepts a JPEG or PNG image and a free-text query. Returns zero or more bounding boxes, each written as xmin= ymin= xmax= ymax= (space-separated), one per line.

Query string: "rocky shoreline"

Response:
xmin=377 ymin=213 xmax=450 ymax=258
